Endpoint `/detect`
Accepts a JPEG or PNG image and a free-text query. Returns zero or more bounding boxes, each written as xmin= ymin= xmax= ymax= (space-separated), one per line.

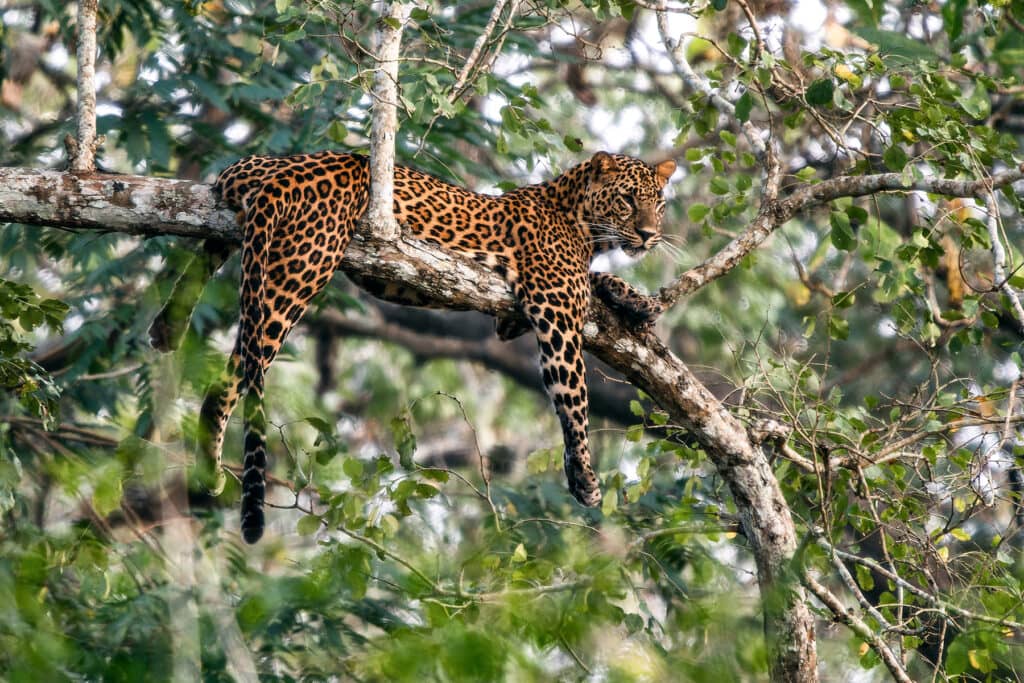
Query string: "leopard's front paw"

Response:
xmin=619 ymin=295 xmax=664 ymax=331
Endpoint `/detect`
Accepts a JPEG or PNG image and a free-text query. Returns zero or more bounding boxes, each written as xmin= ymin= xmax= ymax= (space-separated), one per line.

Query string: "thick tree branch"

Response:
xmin=0 ymin=166 xmax=813 ymax=682
xmin=662 ymin=165 xmax=1024 ymax=304
xmin=777 ymin=165 xmax=1024 ymax=214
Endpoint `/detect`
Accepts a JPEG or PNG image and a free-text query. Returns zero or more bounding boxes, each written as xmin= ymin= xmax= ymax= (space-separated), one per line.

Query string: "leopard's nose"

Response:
xmin=637 ymin=228 xmax=659 ymax=247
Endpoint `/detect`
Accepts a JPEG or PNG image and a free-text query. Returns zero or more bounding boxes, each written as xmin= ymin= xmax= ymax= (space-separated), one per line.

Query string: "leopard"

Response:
xmin=197 ymin=150 xmax=676 ymax=544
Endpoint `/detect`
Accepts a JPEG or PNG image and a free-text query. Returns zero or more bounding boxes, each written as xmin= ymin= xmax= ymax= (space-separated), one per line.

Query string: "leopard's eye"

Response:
xmin=618 ymin=194 xmax=636 ymax=213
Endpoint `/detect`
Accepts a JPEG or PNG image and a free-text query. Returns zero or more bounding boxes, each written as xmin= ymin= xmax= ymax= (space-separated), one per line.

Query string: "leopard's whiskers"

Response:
xmin=657 ymin=241 xmax=687 ymax=263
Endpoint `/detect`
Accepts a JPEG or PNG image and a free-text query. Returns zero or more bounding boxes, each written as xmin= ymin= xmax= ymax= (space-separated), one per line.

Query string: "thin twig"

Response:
xmin=802 ymin=571 xmax=914 ymax=683
xmin=814 ymin=533 xmax=1024 ymax=633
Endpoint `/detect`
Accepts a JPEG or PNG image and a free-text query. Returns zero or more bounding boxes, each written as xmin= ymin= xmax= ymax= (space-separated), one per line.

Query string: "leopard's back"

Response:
xmin=214 ymin=151 xmax=370 ymax=213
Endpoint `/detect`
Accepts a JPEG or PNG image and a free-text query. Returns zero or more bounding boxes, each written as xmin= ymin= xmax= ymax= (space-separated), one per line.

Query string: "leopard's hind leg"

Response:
xmin=236 ymin=203 xmax=357 ymax=543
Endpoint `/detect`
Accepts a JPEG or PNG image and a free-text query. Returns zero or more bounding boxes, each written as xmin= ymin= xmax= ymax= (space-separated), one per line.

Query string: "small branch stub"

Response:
xmin=70 ymin=0 xmax=99 ymax=174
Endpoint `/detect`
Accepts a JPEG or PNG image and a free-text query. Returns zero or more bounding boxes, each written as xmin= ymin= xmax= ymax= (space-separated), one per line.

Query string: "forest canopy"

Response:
xmin=2 ymin=0 xmax=1024 ymax=680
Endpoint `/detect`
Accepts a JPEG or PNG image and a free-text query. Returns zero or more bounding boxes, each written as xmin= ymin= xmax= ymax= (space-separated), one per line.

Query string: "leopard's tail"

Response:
xmin=237 ymin=194 xmax=277 ymax=544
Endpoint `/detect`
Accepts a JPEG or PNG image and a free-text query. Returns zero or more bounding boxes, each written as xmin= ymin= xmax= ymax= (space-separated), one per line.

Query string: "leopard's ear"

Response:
xmin=591 ymin=151 xmax=620 ymax=176
xmin=654 ymin=159 xmax=676 ymax=186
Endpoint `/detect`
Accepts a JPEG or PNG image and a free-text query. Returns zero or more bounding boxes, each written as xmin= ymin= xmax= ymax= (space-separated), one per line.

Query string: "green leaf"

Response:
xmin=601 ymin=487 xmax=618 ymax=515
xmin=734 ymin=91 xmax=753 ymax=122
xmin=709 ymin=177 xmax=730 ymax=195
xmin=420 ymin=469 xmax=449 ymax=483
xmin=942 ymin=0 xmax=966 ymax=41
xmin=326 ymin=120 xmax=348 ymax=143
xmin=296 ymin=515 xmax=321 ymax=536
xmin=882 ymin=145 xmax=908 ymax=172
xmin=832 ymin=291 xmax=856 ymax=309
xmin=855 ymin=564 xmax=874 ymax=590
xmin=18 ymin=308 xmax=43 ymax=331
xmin=306 ymin=416 xmax=333 ymax=435
xmin=563 ymin=135 xmax=583 ymax=152
xmin=343 ymin=457 xmax=363 ymax=479
xmin=846 ymin=206 xmax=868 ymax=225
xmin=92 ymin=472 xmax=123 ymax=517
xmin=726 ymin=33 xmax=747 ymax=59
xmin=844 ymin=0 xmax=881 ymax=27
xmin=956 ymin=85 xmax=990 ymax=119
xmin=805 ymin=79 xmax=834 ymax=106
xmin=855 ymin=28 xmax=939 ymax=64
xmin=828 ymin=316 xmax=849 ymax=340
xmin=830 ymin=211 xmax=856 ymax=251
xmin=795 ymin=166 xmax=817 ymax=181
xmin=527 ymin=446 xmax=559 ymax=473
xmin=410 ymin=7 xmax=430 ymax=21
xmin=390 ymin=414 xmax=417 ymax=469
xmin=688 ymin=203 xmax=711 ymax=222
xmin=511 ymin=543 xmax=527 ymax=563
xmin=626 ymin=424 xmax=643 ymax=442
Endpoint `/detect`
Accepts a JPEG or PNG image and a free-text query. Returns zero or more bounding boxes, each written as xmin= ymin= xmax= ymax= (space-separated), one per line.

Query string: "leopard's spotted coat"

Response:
xmin=201 ymin=151 xmax=675 ymax=543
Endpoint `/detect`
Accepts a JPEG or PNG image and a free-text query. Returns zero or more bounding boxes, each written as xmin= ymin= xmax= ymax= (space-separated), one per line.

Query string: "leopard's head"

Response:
xmin=583 ymin=151 xmax=676 ymax=256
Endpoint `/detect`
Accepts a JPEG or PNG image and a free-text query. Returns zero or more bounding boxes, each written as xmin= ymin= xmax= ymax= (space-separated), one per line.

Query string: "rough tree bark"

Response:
xmin=69 ymin=0 xmax=98 ymax=173
xmin=0 ymin=165 xmax=818 ymax=680
xmin=364 ymin=1 xmax=414 ymax=240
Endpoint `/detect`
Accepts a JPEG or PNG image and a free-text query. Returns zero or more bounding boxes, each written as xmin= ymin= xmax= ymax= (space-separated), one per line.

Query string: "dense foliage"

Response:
xmin=2 ymin=0 xmax=1024 ymax=680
